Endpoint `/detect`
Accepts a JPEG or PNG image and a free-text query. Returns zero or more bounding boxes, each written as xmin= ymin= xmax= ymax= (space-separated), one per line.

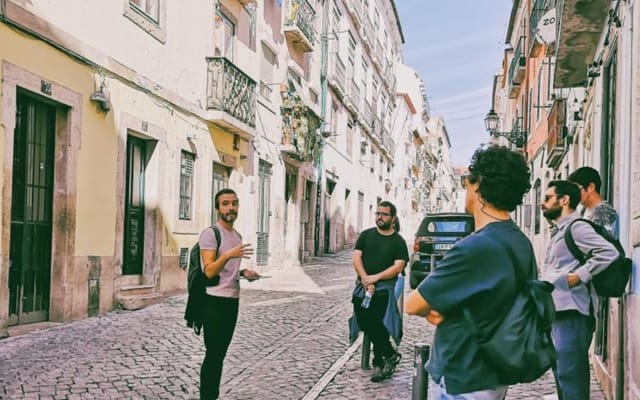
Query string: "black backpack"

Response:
xmin=464 ymin=238 xmax=556 ymax=385
xmin=184 ymin=226 xmax=221 ymax=335
xmin=564 ymin=218 xmax=632 ymax=297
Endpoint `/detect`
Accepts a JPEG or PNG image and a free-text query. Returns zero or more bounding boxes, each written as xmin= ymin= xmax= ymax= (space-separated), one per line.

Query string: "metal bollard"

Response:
xmin=360 ymin=334 xmax=371 ymax=370
xmin=411 ymin=343 xmax=430 ymax=400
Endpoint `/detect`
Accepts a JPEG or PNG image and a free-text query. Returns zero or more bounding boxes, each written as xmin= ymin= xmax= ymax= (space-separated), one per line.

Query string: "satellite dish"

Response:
xmin=535 ymin=8 xmax=557 ymax=46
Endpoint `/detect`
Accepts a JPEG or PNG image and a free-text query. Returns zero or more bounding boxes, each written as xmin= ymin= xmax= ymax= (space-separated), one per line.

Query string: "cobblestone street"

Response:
xmin=0 ymin=251 xmax=605 ymax=399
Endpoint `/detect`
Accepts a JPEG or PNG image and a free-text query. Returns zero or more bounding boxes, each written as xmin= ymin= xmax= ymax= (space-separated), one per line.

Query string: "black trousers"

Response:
xmin=353 ymin=289 xmax=394 ymax=367
xmin=200 ymin=295 xmax=239 ymax=400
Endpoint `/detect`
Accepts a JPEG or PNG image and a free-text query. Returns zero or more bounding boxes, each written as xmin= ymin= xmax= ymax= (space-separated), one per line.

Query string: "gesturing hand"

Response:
xmin=227 ymin=243 xmax=254 ymax=259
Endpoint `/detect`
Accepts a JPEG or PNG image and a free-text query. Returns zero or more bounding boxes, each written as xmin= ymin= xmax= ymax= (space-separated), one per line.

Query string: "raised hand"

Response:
xmin=227 ymin=243 xmax=254 ymax=260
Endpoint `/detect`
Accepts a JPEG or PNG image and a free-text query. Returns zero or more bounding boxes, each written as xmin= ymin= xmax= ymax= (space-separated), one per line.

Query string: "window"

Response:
xmin=215 ymin=8 xmax=236 ymax=60
xmin=130 ymin=0 xmax=159 ymax=22
xmin=211 ymin=162 xmax=229 ymax=225
xmin=179 ymin=151 xmax=195 ymax=220
xmin=347 ymin=33 xmax=356 ymax=77
xmin=331 ymin=102 xmax=339 ymax=143
xmin=534 ymin=179 xmax=541 ymax=234
xmin=537 ymin=65 xmax=543 ymax=121
xmin=346 ymin=119 xmax=354 ymax=158
xmin=124 ymin=0 xmax=165 ymax=42
xmin=260 ymin=44 xmax=277 ymax=100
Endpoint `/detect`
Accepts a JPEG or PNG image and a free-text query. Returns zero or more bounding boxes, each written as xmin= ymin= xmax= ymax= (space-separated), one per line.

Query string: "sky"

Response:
xmin=395 ymin=1 xmax=513 ymax=166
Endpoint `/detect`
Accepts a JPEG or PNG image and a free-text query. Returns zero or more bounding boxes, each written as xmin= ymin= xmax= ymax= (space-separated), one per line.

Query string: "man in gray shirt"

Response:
xmin=541 ymin=180 xmax=618 ymax=400
xmin=568 ymin=166 xmax=618 ymax=237
xmin=199 ymin=188 xmax=258 ymax=400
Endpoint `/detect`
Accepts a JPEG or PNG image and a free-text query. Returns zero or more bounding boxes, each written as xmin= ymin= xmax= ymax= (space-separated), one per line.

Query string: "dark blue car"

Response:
xmin=409 ymin=212 xmax=475 ymax=289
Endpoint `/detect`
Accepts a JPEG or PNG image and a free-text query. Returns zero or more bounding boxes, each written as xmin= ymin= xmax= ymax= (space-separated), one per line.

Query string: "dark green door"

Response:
xmin=123 ymin=136 xmax=146 ymax=275
xmin=8 ymin=93 xmax=55 ymax=325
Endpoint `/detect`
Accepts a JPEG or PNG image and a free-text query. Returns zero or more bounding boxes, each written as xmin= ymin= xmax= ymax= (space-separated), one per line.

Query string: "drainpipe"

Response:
xmin=314 ymin=0 xmax=329 ymax=256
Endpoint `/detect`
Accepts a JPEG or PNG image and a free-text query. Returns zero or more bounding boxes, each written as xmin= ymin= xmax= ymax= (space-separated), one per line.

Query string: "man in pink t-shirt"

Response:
xmin=199 ymin=188 xmax=258 ymax=399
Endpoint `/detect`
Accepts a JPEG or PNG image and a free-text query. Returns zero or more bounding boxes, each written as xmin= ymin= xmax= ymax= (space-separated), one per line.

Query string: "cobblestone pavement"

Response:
xmin=0 ymin=251 xmax=605 ymax=399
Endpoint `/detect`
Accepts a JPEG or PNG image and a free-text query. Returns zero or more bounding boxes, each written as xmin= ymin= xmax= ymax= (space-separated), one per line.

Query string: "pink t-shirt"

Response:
xmin=199 ymin=223 xmax=243 ymax=298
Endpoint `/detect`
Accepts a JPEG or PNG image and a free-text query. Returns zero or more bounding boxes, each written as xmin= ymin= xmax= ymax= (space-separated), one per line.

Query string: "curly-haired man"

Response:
xmin=406 ymin=145 xmax=534 ymax=399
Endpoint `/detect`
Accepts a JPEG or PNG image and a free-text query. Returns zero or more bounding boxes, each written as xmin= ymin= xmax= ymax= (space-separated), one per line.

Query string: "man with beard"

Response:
xmin=540 ymin=180 xmax=618 ymax=400
xmin=405 ymin=145 xmax=533 ymax=399
xmin=199 ymin=188 xmax=258 ymax=399
xmin=352 ymin=200 xmax=409 ymax=382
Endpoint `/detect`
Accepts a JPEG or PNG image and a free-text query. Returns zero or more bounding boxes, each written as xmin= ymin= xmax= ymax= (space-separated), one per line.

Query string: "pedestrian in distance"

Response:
xmin=405 ymin=145 xmax=534 ymax=399
xmin=568 ymin=166 xmax=618 ymax=237
xmin=350 ymin=200 xmax=409 ymax=382
xmin=540 ymin=180 xmax=619 ymax=400
xmin=199 ymin=188 xmax=259 ymax=400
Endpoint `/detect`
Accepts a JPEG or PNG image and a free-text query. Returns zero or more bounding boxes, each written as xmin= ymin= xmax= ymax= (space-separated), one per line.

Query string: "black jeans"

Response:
xmin=200 ymin=295 xmax=239 ymax=400
xmin=353 ymin=289 xmax=394 ymax=367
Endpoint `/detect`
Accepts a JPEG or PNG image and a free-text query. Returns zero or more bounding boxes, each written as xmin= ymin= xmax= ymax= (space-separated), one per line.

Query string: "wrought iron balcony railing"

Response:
xmin=284 ymin=0 xmax=316 ymax=52
xmin=362 ymin=100 xmax=373 ymax=131
xmin=363 ymin=17 xmax=374 ymax=51
xmin=508 ymin=36 xmax=526 ymax=98
xmin=329 ymin=53 xmax=346 ymax=95
xmin=206 ymin=57 xmax=257 ymax=128
xmin=546 ymin=99 xmax=567 ymax=168
xmin=529 ymin=0 xmax=548 ymax=53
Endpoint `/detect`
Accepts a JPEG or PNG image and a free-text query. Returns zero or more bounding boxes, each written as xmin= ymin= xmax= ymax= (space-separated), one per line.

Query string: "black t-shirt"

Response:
xmin=417 ymin=220 xmax=536 ymax=394
xmin=354 ymin=228 xmax=409 ymax=278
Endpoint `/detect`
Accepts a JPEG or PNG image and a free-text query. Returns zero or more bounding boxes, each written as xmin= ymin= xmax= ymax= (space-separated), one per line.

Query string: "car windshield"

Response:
xmin=427 ymin=220 xmax=470 ymax=233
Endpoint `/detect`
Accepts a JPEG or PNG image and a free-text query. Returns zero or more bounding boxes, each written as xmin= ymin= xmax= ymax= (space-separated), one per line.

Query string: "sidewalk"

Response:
xmin=0 ymin=251 xmax=605 ymax=399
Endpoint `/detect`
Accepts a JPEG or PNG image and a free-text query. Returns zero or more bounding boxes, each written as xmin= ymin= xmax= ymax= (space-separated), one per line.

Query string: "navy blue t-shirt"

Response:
xmin=355 ymin=228 xmax=409 ymax=278
xmin=417 ymin=220 xmax=535 ymax=394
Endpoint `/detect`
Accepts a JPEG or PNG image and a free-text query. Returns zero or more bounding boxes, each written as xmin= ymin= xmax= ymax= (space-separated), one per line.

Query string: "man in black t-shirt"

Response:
xmin=352 ymin=200 xmax=409 ymax=382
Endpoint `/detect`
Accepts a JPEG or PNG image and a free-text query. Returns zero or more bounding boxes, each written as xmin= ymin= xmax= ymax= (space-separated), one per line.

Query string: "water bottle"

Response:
xmin=361 ymin=290 xmax=373 ymax=309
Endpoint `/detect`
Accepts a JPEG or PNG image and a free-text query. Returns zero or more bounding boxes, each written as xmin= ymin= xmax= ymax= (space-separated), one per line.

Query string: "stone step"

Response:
xmin=119 ymin=284 xmax=154 ymax=296
xmin=117 ymin=292 xmax=163 ymax=311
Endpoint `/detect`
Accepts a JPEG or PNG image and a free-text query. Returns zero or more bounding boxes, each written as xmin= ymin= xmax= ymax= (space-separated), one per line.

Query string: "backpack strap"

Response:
xmin=563 ymin=218 xmax=594 ymax=265
xmin=463 ymin=236 xmax=532 ymax=333
xmin=211 ymin=225 xmax=222 ymax=256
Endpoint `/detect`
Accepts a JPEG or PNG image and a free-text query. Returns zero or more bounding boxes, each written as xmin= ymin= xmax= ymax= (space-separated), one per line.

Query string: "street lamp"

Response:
xmin=484 ymin=109 xmax=528 ymax=148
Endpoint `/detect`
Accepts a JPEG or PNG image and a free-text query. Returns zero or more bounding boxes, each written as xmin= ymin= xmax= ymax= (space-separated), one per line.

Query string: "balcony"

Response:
xmin=507 ymin=36 xmax=526 ymax=98
xmin=345 ymin=0 xmax=362 ymax=29
xmin=529 ymin=0 xmax=548 ymax=55
xmin=345 ymin=79 xmax=360 ymax=115
xmin=283 ymin=0 xmax=316 ymax=53
xmin=372 ymin=115 xmax=382 ymax=143
xmin=373 ymin=39 xmax=384 ymax=71
xmin=362 ymin=17 xmax=374 ymax=52
xmin=546 ymin=99 xmax=568 ymax=169
xmin=381 ymin=128 xmax=395 ymax=156
xmin=383 ymin=65 xmax=396 ymax=92
xmin=361 ymin=100 xmax=373 ymax=133
xmin=328 ymin=53 xmax=346 ymax=98
xmin=280 ymin=92 xmax=322 ymax=164
xmin=206 ymin=57 xmax=257 ymax=131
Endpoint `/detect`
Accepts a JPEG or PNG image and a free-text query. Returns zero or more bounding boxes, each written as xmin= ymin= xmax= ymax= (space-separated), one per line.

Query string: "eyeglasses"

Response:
xmin=374 ymin=211 xmax=391 ymax=217
xmin=461 ymin=174 xmax=479 ymax=189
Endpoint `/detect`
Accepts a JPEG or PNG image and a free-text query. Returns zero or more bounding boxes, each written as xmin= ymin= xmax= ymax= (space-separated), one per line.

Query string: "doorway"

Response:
xmin=8 ymin=93 xmax=56 ymax=325
xmin=122 ymin=136 xmax=147 ymax=275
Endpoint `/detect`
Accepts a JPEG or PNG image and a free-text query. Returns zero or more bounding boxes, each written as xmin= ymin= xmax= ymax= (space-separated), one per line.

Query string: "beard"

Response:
xmin=376 ymin=219 xmax=392 ymax=230
xmin=542 ymin=207 xmax=561 ymax=221
xmin=220 ymin=212 xmax=237 ymax=223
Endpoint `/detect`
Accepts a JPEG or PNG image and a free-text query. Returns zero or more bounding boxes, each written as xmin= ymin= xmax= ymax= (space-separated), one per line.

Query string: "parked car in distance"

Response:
xmin=409 ymin=212 xmax=475 ymax=289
